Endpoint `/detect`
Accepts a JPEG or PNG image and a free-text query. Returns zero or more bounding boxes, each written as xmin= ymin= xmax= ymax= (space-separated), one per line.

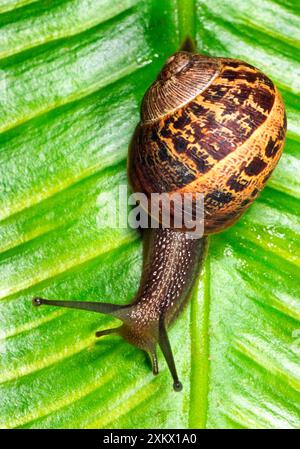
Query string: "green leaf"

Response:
xmin=0 ymin=0 xmax=299 ymax=429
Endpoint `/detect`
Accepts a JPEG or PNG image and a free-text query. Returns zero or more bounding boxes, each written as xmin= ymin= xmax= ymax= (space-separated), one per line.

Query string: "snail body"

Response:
xmin=33 ymin=50 xmax=286 ymax=391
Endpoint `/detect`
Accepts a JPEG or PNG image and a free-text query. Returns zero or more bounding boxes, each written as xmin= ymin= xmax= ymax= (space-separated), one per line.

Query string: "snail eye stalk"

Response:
xmin=32 ymin=297 xmax=123 ymax=315
xmin=158 ymin=318 xmax=183 ymax=392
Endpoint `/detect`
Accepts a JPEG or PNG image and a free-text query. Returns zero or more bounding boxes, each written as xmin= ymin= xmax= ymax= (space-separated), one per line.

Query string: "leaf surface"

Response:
xmin=0 ymin=0 xmax=299 ymax=429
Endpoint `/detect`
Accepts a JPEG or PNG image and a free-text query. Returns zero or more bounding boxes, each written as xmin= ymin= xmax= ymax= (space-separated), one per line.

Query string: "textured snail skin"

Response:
xmin=33 ymin=51 xmax=286 ymax=391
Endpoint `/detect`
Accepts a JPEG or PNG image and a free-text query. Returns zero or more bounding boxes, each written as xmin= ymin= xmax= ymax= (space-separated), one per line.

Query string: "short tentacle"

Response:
xmin=149 ymin=349 xmax=159 ymax=375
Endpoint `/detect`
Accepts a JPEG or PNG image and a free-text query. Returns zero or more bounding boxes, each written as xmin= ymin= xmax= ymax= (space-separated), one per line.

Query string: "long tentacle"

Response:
xmin=32 ymin=297 xmax=124 ymax=316
xmin=158 ymin=317 xmax=182 ymax=391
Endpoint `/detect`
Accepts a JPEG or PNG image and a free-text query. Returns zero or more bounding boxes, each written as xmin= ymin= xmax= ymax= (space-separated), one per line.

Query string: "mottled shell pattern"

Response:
xmin=129 ymin=51 xmax=286 ymax=234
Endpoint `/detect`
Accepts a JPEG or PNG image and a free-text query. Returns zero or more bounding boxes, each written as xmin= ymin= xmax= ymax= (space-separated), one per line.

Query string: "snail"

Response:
xmin=33 ymin=46 xmax=286 ymax=391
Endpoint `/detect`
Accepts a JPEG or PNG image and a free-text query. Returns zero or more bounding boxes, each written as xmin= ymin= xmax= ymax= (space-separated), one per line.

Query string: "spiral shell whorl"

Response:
xmin=141 ymin=52 xmax=220 ymax=122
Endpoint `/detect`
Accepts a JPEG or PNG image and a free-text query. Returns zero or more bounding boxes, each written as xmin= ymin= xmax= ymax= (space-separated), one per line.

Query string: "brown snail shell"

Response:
xmin=129 ymin=51 xmax=287 ymax=233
